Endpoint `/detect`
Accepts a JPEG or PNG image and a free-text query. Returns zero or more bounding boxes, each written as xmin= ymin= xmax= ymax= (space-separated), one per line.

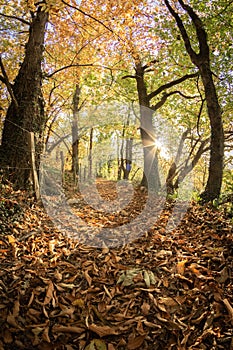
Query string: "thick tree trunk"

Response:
xmin=0 ymin=9 xmax=48 ymax=188
xmin=199 ymin=65 xmax=224 ymax=201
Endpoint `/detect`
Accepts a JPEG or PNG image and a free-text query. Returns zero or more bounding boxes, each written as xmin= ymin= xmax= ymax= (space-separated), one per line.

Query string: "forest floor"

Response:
xmin=0 ymin=177 xmax=233 ymax=350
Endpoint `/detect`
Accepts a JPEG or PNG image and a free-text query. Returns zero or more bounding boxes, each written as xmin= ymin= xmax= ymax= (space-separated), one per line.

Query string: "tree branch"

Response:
xmin=0 ymin=55 xmax=18 ymax=109
xmin=61 ymin=0 xmax=114 ymax=34
xmin=142 ymin=59 xmax=158 ymax=71
xmin=151 ymin=90 xmax=198 ymax=111
xmin=122 ymin=74 xmax=136 ymax=80
xmin=178 ymin=0 xmax=209 ymax=58
xmin=0 ymin=75 xmax=6 ymax=84
xmin=45 ymin=63 xmax=116 ymax=78
xmin=148 ymin=72 xmax=198 ymax=101
xmin=46 ymin=133 xmax=70 ymax=154
xmin=0 ymin=12 xmax=30 ymax=25
xmin=164 ymin=0 xmax=198 ymax=64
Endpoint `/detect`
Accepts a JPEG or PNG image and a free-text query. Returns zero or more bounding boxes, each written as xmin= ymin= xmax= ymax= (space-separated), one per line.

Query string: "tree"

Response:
xmin=72 ymin=83 xmax=81 ymax=181
xmin=0 ymin=2 xmax=49 ymax=188
xmin=164 ymin=0 xmax=224 ymax=201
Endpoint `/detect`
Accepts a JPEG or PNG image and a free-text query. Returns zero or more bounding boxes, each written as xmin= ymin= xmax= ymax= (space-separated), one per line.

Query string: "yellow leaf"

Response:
xmin=7 ymin=235 xmax=15 ymax=244
xmin=177 ymin=260 xmax=188 ymax=275
xmin=72 ymin=298 xmax=85 ymax=308
xmin=143 ymin=270 xmax=150 ymax=288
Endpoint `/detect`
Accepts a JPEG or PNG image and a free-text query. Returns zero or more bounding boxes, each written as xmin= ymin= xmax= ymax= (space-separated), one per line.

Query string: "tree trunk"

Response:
xmin=72 ymin=84 xmax=81 ymax=182
xmin=0 ymin=8 xmax=48 ymax=188
xmin=198 ymin=65 xmax=224 ymax=201
xmin=88 ymin=127 xmax=93 ymax=178
xmin=125 ymin=137 xmax=133 ymax=180
xmin=135 ymin=61 xmax=161 ymax=192
xmin=140 ymin=117 xmax=161 ymax=192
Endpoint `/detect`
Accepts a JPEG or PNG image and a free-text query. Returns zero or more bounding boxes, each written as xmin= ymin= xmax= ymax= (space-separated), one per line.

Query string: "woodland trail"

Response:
xmin=0 ymin=178 xmax=232 ymax=349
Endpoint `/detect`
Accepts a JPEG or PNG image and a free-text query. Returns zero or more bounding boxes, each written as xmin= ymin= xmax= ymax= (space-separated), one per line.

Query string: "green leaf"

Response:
xmin=85 ymin=339 xmax=107 ymax=350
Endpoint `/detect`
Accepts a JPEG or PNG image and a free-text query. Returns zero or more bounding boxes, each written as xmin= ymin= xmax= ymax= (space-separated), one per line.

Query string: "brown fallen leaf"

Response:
xmin=42 ymin=327 xmax=51 ymax=343
xmin=216 ymin=266 xmax=229 ymax=283
xmin=223 ymin=298 xmax=233 ymax=325
xmin=141 ymin=301 xmax=150 ymax=315
xmin=52 ymin=325 xmax=85 ymax=334
xmin=3 ymin=329 xmax=13 ymax=344
xmin=7 ymin=314 xmax=24 ymax=330
xmin=12 ymin=299 xmax=20 ymax=317
xmin=89 ymin=324 xmax=118 ymax=337
xmin=43 ymin=280 xmax=54 ymax=305
xmin=84 ymin=269 xmax=92 ymax=287
xmin=127 ymin=335 xmax=146 ymax=350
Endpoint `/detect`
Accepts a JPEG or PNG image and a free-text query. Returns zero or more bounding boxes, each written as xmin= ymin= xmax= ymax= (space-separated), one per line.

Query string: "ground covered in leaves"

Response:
xmin=0 ymin=178 xmax=233 ymax=350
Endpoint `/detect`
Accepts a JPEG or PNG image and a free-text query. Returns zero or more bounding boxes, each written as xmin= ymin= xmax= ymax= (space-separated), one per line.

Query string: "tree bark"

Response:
xmin=0 ymin=8 xmax=48 ymax=188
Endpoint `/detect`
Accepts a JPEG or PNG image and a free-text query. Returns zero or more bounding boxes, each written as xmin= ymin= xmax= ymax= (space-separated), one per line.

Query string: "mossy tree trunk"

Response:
xmin=0 ymin=8 xmax=48 ymax=188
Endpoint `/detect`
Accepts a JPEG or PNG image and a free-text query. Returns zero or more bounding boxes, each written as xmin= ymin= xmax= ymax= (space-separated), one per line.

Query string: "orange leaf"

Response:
xmin=189 ymin=264 xmax=201 ymax=276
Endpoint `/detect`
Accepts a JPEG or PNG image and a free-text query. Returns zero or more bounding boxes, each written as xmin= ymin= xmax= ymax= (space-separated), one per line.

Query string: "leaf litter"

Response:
xmin=0 ymin=178 xmax=232 ymax=349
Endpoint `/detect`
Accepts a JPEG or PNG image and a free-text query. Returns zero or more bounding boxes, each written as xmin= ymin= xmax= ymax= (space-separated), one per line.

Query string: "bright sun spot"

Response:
xmin=154 ymin=139 xmax=170 ymax=160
